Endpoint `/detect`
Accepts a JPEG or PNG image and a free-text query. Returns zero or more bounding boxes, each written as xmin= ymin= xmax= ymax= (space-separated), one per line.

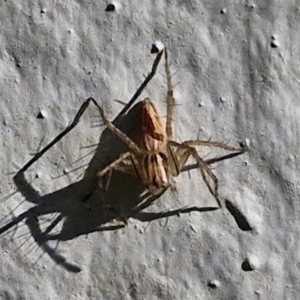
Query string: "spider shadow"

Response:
xmin=1 ymin=101 xmax=217 ymax=273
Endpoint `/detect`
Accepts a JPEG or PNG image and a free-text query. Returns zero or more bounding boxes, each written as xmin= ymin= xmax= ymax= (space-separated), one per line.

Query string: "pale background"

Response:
xmin=0 ymin=0 xmax=299 ymax=299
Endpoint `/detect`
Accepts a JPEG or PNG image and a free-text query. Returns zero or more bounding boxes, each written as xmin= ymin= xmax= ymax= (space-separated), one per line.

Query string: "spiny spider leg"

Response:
xmin=96 ymin=151 xmax=131 ymax=192
xmin=90 ymin=98 xmax=141 ymax=153
xmin=164 ymin=47 xmax=174 ymax=141
xmin=14 ymin=50 xmax=164 ymax=176
xmin=168 ymin=141 xmax=221 ymax=207
xmin=97 ymin=152 xmax=132 ymax=178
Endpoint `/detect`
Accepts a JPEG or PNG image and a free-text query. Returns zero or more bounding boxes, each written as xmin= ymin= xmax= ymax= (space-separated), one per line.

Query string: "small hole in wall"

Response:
xmin=241 ymin=258 xmax=257 ymax=272
xmin=150 ymin=41 xmax=164 ymax=54
xmin=270 ymin=35 xmax=279 ymax=48
xmin=150 ymin=44 xmax=159 ymax=54
xmin=105 ymin=2 xmax=121 ymax=12
xmin=36 ymin=109 xmax=48 ymax=119
xmin=105 ymin=4 xmax=115 ymax=12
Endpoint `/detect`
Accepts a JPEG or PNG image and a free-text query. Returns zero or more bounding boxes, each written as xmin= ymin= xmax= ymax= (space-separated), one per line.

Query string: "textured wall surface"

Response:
xmin=0 ymin=1 xmax=299 ymax=299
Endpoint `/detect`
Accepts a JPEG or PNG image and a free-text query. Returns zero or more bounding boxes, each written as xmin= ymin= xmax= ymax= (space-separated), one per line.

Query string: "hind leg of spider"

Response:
xmin=169 ymin=141 xmax=221 ymax=207
xmin=82 ymin=151 xmax=133 ymax=203
xmin=95 ymin=151 xmax=134 ymax=192
xmin=189 ymin=147 xmax=220 ymax=207
xmin=16 ymin=48 xmax=165 ymax=176
xmin=88 ymin=98 xmax=143 ymax=154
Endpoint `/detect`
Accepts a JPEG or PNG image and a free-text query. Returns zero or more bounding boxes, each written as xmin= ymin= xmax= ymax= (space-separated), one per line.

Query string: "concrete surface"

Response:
xmin=0 ymin=0 xmax=299 ymax=299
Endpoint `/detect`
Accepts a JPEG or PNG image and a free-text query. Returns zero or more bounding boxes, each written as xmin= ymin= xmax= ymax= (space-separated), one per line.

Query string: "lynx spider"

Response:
xmin=16 ymin=46 xmax=246 ymax=208
xmin=96 ymin=47 xmax=245 ymax=207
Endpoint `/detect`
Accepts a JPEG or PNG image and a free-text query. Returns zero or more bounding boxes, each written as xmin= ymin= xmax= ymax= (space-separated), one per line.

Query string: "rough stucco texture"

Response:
xmin=0 ymin=1 xmax=300 ymax=299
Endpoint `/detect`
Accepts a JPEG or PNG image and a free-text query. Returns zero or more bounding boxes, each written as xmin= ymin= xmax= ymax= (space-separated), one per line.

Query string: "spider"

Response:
xmin=94 ymin=47 xmax=246 ymax=207
xmin=15 ymin=46 xmax=246 ymax=208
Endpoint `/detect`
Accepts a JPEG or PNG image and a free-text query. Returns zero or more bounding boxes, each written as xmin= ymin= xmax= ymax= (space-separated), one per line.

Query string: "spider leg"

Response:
xmin=89 ymin=49 xmax=165 ymax=153
xmin=166 ymin=143 xmax=188 ymax=176
xmin=88 ymin=98 xmax=142 ymax=154
xmin=164 ymin=48 xmax=175 ymax=141
xmin=97 ymin=152 xmax=138 ymax=178
xmin=16 ymin=50 xmax=164 ymax=176
xmin=191 ymin=149 xmax=220 ymax=207
xmin=168 ymin=141 xmax=221 ymax=207
xmin=96 ymin=151 xmax=132 ymax=192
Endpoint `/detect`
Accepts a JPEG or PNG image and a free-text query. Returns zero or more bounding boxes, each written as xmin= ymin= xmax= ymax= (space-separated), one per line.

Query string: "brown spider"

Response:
xmin=94 ymin=47 xmax=246 ymax=207
xmin=16 ymin=46 xmax=246 ymax=208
